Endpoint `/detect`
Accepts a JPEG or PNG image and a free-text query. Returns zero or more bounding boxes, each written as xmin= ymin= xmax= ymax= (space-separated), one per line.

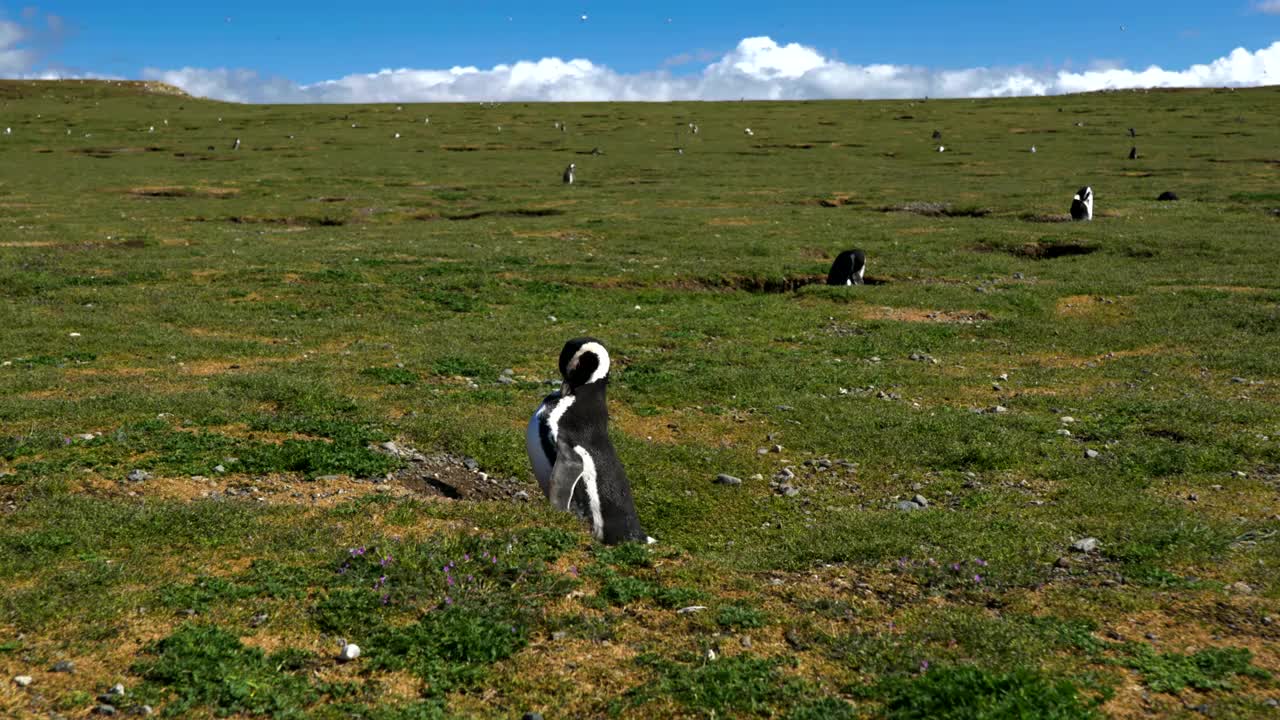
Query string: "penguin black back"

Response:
xmin=827 ymin=249 xmax=866 ymax=286
xmin=528 ymin=338 xmax=648 ymax=544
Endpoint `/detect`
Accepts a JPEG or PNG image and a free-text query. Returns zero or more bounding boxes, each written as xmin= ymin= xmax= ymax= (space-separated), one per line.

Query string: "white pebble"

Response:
xmin=338 ymin=643 xmax=361 ymax=662
xmin=13 ymin=675 xmax=32 ymax=687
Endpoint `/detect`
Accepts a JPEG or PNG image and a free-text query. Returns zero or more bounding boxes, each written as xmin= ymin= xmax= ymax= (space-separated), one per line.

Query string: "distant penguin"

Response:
xmin=526 ymin=338 xmax=650 ymax=544
xmin=1030 ymin=145 xmax=1037 ymax=153
xmin=1157 ymin=191 xmax=1178 ymax=201
xmin=827 ymin=249 xmax=867 ymax=286
xmin=1128 ymin=127 xmax=1136 ymax=138
xmin=931 ymin=129 xmax=942 ymax=140
xmin=1128 ymin=146 xmax=1137 ymax=160
xmin=563 ymin=163 xmax=576 ymax=185
xmin=1070 ymin=186 xmax=1094 ymax=221
xmin=937 ymin=145 xmax=946 ymax=152
xmin=232 ymin=138 xmax=241 ymax=151
xmin=744 ymin=128 xmax=753 ymax=136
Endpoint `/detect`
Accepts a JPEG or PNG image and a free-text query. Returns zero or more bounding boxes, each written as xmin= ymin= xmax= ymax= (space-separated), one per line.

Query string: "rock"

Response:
xmin=551 ymin=631 xmax=567 ymax=641
xmin=779 ymin=485 xmax=800 ymax=497
xmin=338 ymin=643 xmax=361 ymax=662
xmin=522 ymin=713 xmax=545 ymax=720
xmin=714 ymin=474 xmax=742 ymax=486
xmin=1060 ymin=416 xmax=1076 ymax=424
xmin=497 ymin=376 xmax=515 ymax=385
xmin=12 ymin=675 xmax=32 ymax=687
xmin=1054 ymin=556 xmax=1072 ymax=569
xmin=501 ymin=368 xmax=514 ymax=376
xmin=756 ymin=448 xmax=769 ymax=456
xmin=740 ymin=635 xmax=753 ymax=648
xmin=912 ymin=494 xmax=929 ymax=508
xmin=51 ymin=660 xmax=74 ymax=673
xmin=1229 ymin=581 xmax=1254 ymax=595
xmin=463 ymin=457 xmax=479 ymax=471
xmin=94 ymin=706 xmax=117 ymax=716
xmin=1056 ymin=429 xmax=1072 ymax=436
xmin=213 ymin=464 xmax=226 ymax=474
xmin=1230 ymin=377 xmax=1248 ymax=384
xmin=513 ymin=490 xmax=530 ymax=502
xmin=1071 ymin=537 xmax=1100 ymax=553
xmin=109 ymin=684 xmax=125 ymax=697
xmin=1084 ymin=449 xmax=1100 ymax=459
xmin=896 ymin=500 xmax=923 ymax=511
xmin=676 ymin=606 xmax=707 ymax=614
xmin=126 ymin=469 xmax=151 ymax=483
xmin=131 ymin=706 xmax=154 ymax=717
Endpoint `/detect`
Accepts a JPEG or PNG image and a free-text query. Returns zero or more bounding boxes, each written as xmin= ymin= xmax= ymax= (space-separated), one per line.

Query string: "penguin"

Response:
xmin=563 ymin=163 xmax=575 ymax=185
xmin=744 ymin=128 xmax=753 ymax=136
xmin=931 ymin=129 xmax=942 ymax=140
xmin=826 ymin=249 xmax=867 ymax=286
xmin=1070 ymin=186 xmax=1094 ymax=221
xmin=1128 ymin=146 xmax=1137 ymax=160
xmin=526 ymin=338 xmax=650 ymax=545
xmin=1128 ymin=127 xmax=1136 ymax=138
xmin=232 ymin=138 xmax=241 ymax=151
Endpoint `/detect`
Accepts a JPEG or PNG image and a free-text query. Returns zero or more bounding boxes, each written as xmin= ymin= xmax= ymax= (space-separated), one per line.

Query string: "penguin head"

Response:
xmin=558 ymin=337 xmax=610 ymax=393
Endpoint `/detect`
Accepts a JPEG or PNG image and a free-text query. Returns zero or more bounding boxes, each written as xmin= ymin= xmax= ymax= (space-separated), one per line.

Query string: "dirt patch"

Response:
xmin=707 ymin=217 xmax=767 ymax=226
xmin=1056 ymin=295 xmax=1130 ymax=318
xmin=983 ymin=241 xmax=1099 ymax=259
xmin=126 ymin=185 xmax=239 ymax=199
xmin=377 ymin=442 xmax=535 ymax=502
xmin=1020 ymin=213 xmax=1073 ymax=223
xmin=881 ymin=202 xmax=991 ymax=218
xmin=857 ymin=306 xmax=993 ymax=324
xmin=444 ymin=208 xmax=566 ymax=221
xmin=0 ymin=241 xmax=55 ymax=248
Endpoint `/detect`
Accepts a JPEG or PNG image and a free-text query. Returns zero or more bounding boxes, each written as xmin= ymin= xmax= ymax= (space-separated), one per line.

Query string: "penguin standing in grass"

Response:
xmin=563 ymin=163 xmax=575 ymax=185
xmin=827 ymin=249 xmax=866 ymax=286
xmin=526 ymin=338 xmax=651 ymax=545
xmin=1070 ymin=186 xmax=1094 ymax=221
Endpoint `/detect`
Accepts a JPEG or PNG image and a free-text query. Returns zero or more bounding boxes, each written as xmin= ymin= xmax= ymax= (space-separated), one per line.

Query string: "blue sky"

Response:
xmin=2 ymin=1 xmax=1278 ymax=101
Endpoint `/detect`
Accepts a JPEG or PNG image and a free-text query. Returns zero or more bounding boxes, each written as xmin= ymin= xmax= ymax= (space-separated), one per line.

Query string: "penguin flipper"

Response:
xmin=547 ymin=445 xmax=586 ymax=513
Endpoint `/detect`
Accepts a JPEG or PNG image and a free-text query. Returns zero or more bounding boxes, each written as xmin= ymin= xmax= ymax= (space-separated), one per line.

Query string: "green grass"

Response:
xmin=1 ymin=79 xmax=1279 ymax=717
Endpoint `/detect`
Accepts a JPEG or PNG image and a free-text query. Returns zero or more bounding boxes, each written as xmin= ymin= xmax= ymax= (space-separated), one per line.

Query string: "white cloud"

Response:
xmin=1255 ymin=1 xmax=1280 ymax=15
xmin=0 ymin=20 xmax=35 ymax=74
xmin=5 ymin=34 xmax=1267 ymax=104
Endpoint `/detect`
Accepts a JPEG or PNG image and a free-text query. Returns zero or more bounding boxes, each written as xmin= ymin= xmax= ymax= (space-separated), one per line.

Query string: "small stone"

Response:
xmin=551 ymin=631 xmax=567 ymax=641
xmin=714 ymin=474 xmax=742 ymax=486
xmin=1060 ymin=416 xmax=1076 ymax=424
xmin=998 ymin=373 xmax=1009 ymax=381
xmin=1265 ymin=698 xmax=1278 ymax=708
xmin=757 ymin=448 xmax=769 ymax=456
xmin=463 ymin=457 xmax=479 ymax=471
xmin=338 ymin=643 xmax=361 ymax=662
xmin=213 ymin=464 xmax=226 ymax=474
xmin=1084 ymin=449 xmax=1100 ymax=459
xmin=912 ymin=494 xmax=929 ymax=508
xmin=1229 ymin=581 xmax=1253 ymax=595
xmin=513 ymin=490 xmax=530 ymax=502
xmin=896 ymin=500 xmax=923 ymax=511
xmin=13 ymin=675 xmax=32 ymax=687
xmin=1056 ymin=429 xmax=1072 ymax=436
xmin=51 ymin=660 xmax=74 ymax=673
xmin=1071 ymin=537 xmax=1100 ymax=553
xmin=522 ymin=713 xmax=545 ymax=720
xmin=501 ymin=368 xmax=514 ymax=376
xmin=1230 ymin=376 xmax=1248 ymax=384
xmin=126 ymin=469 xmax=151 ymax=482
xmin=1054 ymin=556 xmax=1072 ymax=569
xmin=740 ymin=635 xmax=753 ymax=648
xmin=109 ymin=684 xmax=125 ymax=697
xmin=750 ymin=474 xmax=763 ymax=481
xmin=94 ymin=706 xmax=116 ymax=716
xmin=992 ymin=405 xmax=1008 ymax=414
xmin=676 ymin=606 xmax=707 ymax=614
xmin=497 ymin=376 xmax=515 ymax=385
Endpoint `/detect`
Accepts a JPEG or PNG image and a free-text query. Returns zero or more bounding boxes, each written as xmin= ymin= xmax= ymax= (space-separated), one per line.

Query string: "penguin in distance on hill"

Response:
xmin=563 ymin=163 xmax=575 ymax=184
xmin=1070 ymin=186 xmax=1094 ymax=221
xmin=526 ymin=338 xmax=650 ymax=545
xmin=827 ymin=249 xmax=867 ymax=286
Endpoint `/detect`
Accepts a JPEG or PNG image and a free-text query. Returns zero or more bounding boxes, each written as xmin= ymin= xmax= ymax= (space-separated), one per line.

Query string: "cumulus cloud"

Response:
xmin=140 ymin=37 xmax=1280 ymax=104
xmin=1255 ymin=1 xmax=1280 ymax=15
xmin=0 ymin=8 xmax=75 ymax=76
xmin=0 ymin=20 xmax=35 ymax=74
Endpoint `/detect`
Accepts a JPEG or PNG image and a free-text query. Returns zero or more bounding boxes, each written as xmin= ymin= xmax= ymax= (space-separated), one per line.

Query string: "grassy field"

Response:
xmin=1 ymin=79 xmax=1278 ymax=718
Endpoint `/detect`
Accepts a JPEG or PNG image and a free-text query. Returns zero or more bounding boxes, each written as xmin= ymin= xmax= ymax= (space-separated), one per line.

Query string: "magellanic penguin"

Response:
xmin=563 ymin=163 xmax=575 ymax=185
xmin=526 ymin=338 xmax=651 ymax=545
xmin=827 ymin=249 xmax=866 ymax=286
xmin=1070 ymin=186 xmax=1094 ymax=221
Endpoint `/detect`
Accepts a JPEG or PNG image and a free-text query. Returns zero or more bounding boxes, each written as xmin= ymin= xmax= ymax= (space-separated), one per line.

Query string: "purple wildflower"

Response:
xmin=974 ymin=558 xmax=988 ymax=567
xmin=920 ymin=660 xmax=930 ymax=671
xmin=444 ymin=596 xmax=453 ymax=605
xmin=973 ymin=574 xmax=983 ymax=584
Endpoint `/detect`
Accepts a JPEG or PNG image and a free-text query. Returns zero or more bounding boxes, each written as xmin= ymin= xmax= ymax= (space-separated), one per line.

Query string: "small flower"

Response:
xmin=444 ymin=596 xmax=453 ymax=605
xmin=920 ymin=660 xmax=930 ymax=671
xmin=447 ymin=575 xmax=455 ymax=586
xmin=463 ymin=553 xmax=470 ymax=562
xmin=380 ymin=555 xmax=393 ymax=567
xmin=973 ymin=574 xmax=983 ymax=584
xmin=950 ymin=563 xmax=962 ymax=572
xmin=381 ymin=593 xmax=390 ymax=605
xmin=974 ymin=558 xmax=988 ymax=567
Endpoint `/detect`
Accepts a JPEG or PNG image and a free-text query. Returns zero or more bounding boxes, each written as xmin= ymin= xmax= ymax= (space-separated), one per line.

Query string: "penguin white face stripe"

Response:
xmin=545 ymin=394 xmax=574 ymax=441
xmin=568 ymin=342 xmax=610 ymax=385
xmin=572 ymin=446 xmax=604 ymax=540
